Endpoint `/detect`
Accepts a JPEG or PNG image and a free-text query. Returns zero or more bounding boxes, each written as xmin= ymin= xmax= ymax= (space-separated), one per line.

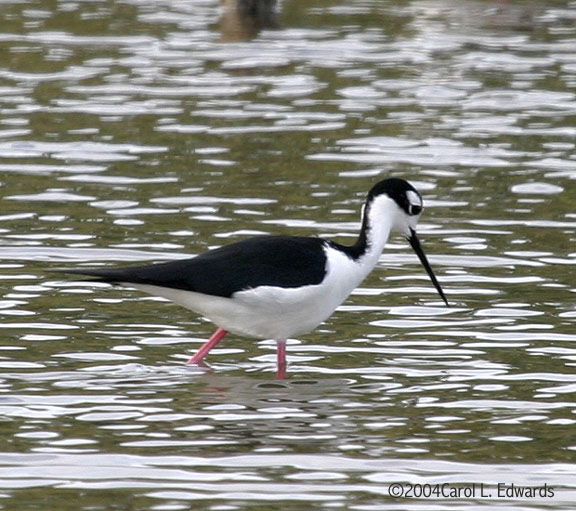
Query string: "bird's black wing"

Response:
xmin=56 ymin=235 xmax=329 ymax=298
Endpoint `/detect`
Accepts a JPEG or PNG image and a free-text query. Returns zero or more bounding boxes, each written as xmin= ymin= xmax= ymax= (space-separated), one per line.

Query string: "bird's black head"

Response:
xmin=367 ymin=178 xmax=423 ymax=217
xmin=363 ymin=177 xmax=448 ymax=305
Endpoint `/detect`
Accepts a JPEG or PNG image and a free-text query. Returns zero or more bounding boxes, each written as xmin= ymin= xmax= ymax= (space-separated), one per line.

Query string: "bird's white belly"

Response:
xmin=129 ymin=280 xmax=348 ymax=339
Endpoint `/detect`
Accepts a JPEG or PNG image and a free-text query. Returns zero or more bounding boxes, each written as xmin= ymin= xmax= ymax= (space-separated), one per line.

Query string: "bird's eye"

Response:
xmin=409 ymin=204 xmax=422 ymax=216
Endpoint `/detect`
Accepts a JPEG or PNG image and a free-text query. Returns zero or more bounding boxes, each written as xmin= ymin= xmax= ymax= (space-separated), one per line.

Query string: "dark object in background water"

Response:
xmin=220 ymin=0 xmax=279 ymax=42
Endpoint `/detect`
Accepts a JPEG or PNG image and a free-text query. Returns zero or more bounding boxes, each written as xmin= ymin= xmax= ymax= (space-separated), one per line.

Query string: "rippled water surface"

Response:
xmin=1 ymin=0 xmax=576 ymax=509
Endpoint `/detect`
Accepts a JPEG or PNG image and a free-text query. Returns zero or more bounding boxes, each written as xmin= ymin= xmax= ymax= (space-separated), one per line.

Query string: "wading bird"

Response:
xmin=57 ymin=178 xmax=448 ymax=378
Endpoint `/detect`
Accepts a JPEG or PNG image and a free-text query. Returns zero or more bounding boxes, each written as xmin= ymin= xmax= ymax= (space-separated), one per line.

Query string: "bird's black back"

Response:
xmin=59 ymin=235 xmax=329 ymax=298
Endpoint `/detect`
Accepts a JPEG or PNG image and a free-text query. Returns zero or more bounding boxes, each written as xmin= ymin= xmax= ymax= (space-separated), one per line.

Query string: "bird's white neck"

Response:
xmin=330 ymin=194 xmax=397 ymax=278
xmin=357 ymin=195 xmax=396 ymax=268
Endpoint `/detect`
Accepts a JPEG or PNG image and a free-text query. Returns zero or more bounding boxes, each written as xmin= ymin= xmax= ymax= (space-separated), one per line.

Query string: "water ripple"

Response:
xmin=1 ymin=0 xmax=576 ymax=508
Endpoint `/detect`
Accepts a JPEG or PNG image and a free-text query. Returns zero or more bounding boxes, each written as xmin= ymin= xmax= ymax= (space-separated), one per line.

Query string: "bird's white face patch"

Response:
xmin=407 ymin=190 xmax=422 ymax=208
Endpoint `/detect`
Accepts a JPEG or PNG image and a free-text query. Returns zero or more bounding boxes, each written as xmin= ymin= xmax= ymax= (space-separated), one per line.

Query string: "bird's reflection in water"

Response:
xmin=190 ymin=373 xmax=352 ymax=409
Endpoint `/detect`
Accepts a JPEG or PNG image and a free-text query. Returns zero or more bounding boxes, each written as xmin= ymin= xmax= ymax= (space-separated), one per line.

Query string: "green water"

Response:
xmin=0 ymin=0 xmax=575 ymax=509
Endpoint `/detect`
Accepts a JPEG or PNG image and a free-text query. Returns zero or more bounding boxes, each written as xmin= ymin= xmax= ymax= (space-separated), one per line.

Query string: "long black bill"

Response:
xmin=407 ymin=228 xmax=448 ymax=306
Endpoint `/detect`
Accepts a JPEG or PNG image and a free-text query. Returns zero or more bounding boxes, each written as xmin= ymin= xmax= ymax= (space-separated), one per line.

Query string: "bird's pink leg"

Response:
xmin=275 ymin=339 xmax=287 ymax=380
xmin=187 ymin=328 xmax=228 ymax=365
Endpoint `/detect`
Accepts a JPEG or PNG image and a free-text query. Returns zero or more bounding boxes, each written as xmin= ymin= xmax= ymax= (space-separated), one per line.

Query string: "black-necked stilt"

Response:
xmin=56 ymin=178 xmax=448 ymax=378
